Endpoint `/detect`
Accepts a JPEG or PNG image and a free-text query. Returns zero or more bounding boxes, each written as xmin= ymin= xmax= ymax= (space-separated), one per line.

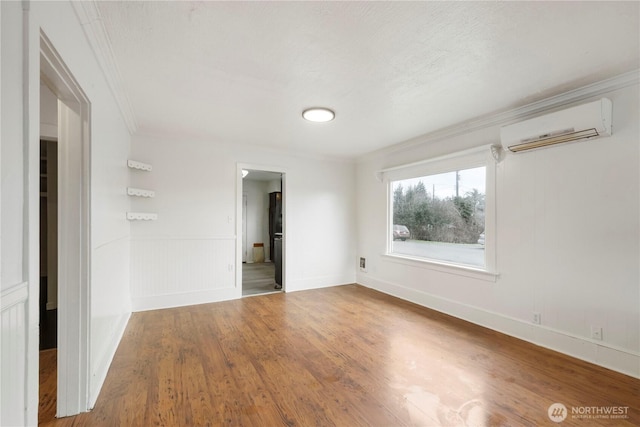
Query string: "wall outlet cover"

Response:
xmin=591 ymin=326 xmax=603 ymax=340
xmin=532 ymin=312 xmax=541 ymax=324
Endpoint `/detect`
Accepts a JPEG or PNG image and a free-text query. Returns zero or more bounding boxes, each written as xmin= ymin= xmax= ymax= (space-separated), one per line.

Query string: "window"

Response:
xmin=384 ymin=146 xmax=496 ymax=274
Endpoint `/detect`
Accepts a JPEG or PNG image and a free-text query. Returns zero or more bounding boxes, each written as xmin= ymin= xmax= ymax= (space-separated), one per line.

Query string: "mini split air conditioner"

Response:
xmin=500 ymin=98 xmax=612 ymax=153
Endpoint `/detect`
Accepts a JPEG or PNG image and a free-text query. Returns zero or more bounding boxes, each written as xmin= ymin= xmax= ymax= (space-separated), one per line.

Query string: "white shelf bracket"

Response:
xmin=127 ymin=159 xmax=152 ymax=171
xmin=127 ymin=187 xmax=155 ymax=198
xmin=126 ymin=212 xmax=158 ymax=221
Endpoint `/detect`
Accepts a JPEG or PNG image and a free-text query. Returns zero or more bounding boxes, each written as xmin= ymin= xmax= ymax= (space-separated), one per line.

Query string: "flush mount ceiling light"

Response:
xmin=302 ymin=107 xmax=335 ymax=123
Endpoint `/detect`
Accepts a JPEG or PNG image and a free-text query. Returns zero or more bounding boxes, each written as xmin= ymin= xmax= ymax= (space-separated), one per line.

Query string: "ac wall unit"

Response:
xmin=500 ymin=98 xmax=612 ymax=153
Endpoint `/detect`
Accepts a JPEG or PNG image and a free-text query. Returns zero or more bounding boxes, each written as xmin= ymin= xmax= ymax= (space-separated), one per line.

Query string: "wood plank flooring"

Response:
xmin=39 ymin=349 xmax=57 ymax=425
xmin=242 ymin=262 xmax=280 ymax=296
xmin=39 ymin=285 xmax=639 ymax=426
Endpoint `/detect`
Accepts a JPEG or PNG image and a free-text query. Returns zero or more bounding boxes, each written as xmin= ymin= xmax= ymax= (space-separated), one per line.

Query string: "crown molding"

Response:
xmin=359 ymin=69 xmax=639 ymax=162
xmin=71 ymin=0 xmax=138 ymax=134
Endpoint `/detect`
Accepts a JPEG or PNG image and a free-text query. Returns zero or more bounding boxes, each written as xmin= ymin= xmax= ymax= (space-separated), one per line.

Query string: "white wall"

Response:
xmin=129 ymin=134 xmax=356 ymax=311
xmin=1 ymin=1 xmax=25 ymax=294
xmin=356 ymin=82 xmax=640 ymax=378
xmin=1 ymin=1 xmax=133 ymax=424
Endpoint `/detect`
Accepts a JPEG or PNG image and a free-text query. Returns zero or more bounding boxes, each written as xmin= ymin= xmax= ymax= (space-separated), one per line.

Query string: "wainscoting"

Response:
xmin=130 ymin=237 xmax=236 ymax=311
xmin=1 ymin=282 xmax=29 ymax=427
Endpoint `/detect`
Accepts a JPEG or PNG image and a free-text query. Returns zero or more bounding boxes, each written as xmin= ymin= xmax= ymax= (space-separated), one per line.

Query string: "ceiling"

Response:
xmin=96 ymin=1 xmax=639 ymax=159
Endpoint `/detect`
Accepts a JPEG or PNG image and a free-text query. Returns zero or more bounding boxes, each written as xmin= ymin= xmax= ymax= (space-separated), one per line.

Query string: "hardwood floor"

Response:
xmin=39 ymin=349 xmax=57 ymax=425
xmin=39 ymin=285 xmax=639 ymax=426
xmin=242 ymin=262 xmax=280 ymax=296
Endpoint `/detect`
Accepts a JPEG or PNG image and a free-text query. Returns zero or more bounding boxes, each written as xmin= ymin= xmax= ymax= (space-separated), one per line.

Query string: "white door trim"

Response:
xmin=40 ymin=31 xmax=92 ymax=417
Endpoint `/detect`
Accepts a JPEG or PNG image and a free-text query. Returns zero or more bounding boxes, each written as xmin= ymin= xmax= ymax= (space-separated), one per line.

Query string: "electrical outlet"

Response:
xmin=359 ymin=257 xmax=367 ymax=272
xmin=532 ymin=312 xmax=541 ymax=325
xmin=591 ymin=326 xmax=603 ymax=340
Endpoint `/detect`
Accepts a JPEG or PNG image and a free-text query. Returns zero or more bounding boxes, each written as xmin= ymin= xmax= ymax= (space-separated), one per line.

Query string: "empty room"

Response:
xmin=1 ymin=1 xmax=639 ymax=426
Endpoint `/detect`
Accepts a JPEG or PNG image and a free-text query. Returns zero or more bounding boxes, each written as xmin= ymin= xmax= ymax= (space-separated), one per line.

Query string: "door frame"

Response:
xmin=39 ymin=31 xmax=92 ymax=417
xmin=236 ymin=164 xmax=286 ymax=296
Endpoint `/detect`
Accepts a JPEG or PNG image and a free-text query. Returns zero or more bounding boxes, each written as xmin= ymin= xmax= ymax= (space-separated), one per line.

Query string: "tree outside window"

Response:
xmin=390 ymin=166 xmax=486 ymax=268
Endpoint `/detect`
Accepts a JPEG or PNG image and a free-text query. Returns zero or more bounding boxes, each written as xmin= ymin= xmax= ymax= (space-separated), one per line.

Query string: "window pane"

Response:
xmin=391 ymin=166 xmax=486 ymax=268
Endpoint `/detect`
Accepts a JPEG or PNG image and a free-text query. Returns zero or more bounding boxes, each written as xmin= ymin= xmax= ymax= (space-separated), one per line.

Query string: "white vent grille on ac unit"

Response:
xmin=500 ymin=98 xmax=612 ymax=153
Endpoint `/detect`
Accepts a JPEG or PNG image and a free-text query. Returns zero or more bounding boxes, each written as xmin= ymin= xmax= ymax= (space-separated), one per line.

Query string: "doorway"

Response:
xmin=39 ymin=32 xmax=91 ymax=420
xmin=39 ymin=79 xmax=60 ymax=352
xmin=239 ymin=168 xmax=285 ymax=296
xmin=39 ymin=134 xmax=58 ymax=424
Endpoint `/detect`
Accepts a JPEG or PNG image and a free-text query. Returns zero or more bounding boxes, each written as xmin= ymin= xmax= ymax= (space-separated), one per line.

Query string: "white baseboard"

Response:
xmin=132 ymin=287 xmax=239 ymax=312
xmin=358 ymin=276 xmax=640 ymax=379
xmin=131 ymin=275 xmax=356 ymax=310
xmin=286 ymin=273 xmax=355 ymax=293
xmin=89 ymin=311 xmax=130 ymax=408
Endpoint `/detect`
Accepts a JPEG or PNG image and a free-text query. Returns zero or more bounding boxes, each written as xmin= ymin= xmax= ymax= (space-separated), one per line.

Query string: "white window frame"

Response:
xmin=381 ymin=145 xmax=498 ymax=281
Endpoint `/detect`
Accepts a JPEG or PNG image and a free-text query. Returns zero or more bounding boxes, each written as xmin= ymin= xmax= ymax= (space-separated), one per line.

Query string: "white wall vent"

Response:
xmin=500 ymin=98 xmax=612 ymax=153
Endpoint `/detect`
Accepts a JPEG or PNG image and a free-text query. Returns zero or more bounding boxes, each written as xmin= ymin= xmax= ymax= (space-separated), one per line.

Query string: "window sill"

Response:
xmin=382 ymin=253 xmax=499 ymax=282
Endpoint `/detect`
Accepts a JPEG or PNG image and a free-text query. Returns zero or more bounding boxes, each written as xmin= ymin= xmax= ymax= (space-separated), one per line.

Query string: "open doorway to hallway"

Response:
xmin=39 ymin=138 xmax=58 ymax=351
xmin=38 ymin=82 xmax=59 ymax=425
xmin=39 ymin=82 xmax=59 ymax=353
xmin=39 ymin=32 xmax=92 ymax=422
xmin=241 ymin=169 xmax=284 ymax=296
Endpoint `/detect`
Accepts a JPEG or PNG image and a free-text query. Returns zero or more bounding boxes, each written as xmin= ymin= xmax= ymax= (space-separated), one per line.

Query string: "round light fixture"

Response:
xmin=302 ymin=107 xmax=335 ymax=122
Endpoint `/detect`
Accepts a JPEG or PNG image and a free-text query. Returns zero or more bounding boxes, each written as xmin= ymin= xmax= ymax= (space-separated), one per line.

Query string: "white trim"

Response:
xmin=24 ymin=4 xmax=38 ymax=425
xmin=70 ymin=1 xmax=137 ymax=134
xmin=359 ymin=70 xmax=640 ymax=163
xmin=0 ymin=282 xmax=29 ymax=311
xmin=378 ymin=144 xmax=495 ymax=180
xmin=40 ymin=30 xmax=92 ymax=417
xmin=358 ymin=277 xmax=640 ymax=379
xmin=88 ymin=312 xmax=130 ymax=408
xmin=132 ymin=287 xmax=238 ymax=312
xmin=286 ymin=277 xmax=355 ymax=293
xmin=385 ymin=146 xmax=497 ymax=275
xmin=382 ymin=255 xmax=498 ymax=282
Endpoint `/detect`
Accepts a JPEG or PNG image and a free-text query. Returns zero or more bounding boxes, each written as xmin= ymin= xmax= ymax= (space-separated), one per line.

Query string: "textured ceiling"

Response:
xmin=97 ymin=1 xmax=639 ymax=158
